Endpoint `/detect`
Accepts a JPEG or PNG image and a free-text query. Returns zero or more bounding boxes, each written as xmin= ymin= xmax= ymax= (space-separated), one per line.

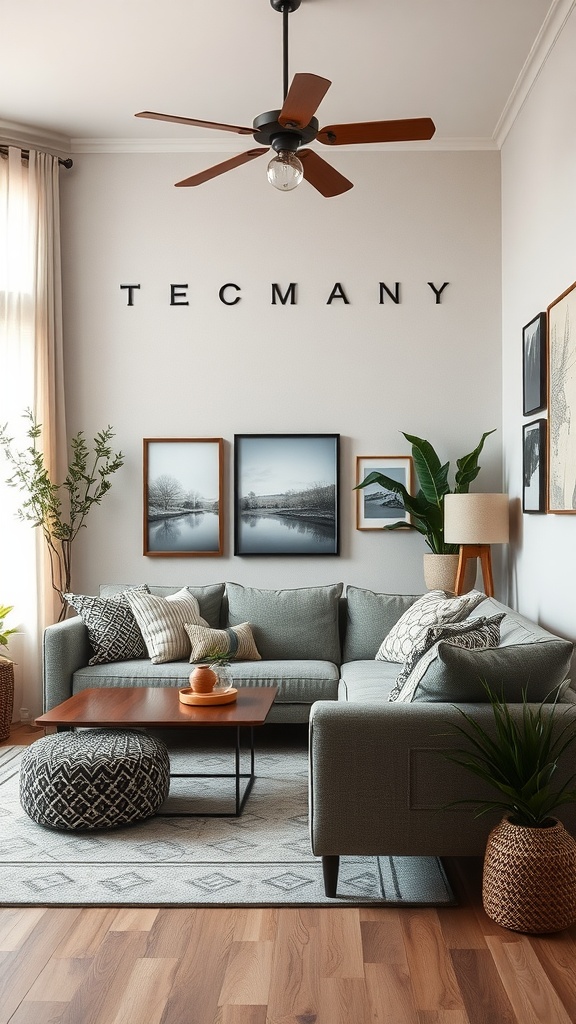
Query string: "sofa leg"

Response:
xmin=322 ymin=855 xmax=340 ymax=897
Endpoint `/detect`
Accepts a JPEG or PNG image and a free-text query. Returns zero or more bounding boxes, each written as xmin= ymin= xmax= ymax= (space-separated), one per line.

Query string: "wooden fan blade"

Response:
xmin=299 ymin=150 xmax=353 ymax=198
xmin=317 ymin=117 xmax=436 ymax=146
xmin=278 ymin=73 xmax=331 ymax=129
xmin=175 ymin=149 xmax=268 ymax=187
xmin=135 ymin=111 xmax=254 ymax=135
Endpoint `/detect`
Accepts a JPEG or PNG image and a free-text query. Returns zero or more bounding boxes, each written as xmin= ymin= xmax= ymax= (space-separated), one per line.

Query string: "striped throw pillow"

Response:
xmin=125 ymin=588 xmax=208 ymax=664
xmin=184 ymin=622 xmax=261 ymax=663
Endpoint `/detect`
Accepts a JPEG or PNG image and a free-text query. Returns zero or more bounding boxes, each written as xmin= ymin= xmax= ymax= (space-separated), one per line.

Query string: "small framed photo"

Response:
xmin=523 ymin=420 xmax=546 ymax=514
xmin=547 ymin=279 xmax=576 ymax=512
xmin=522 ymin=312 xmax=546 ymax=415
xmin=234 ymin=433 xmax=339 ymax=555
xmin=356 ymin=456 xmax=413 ymax=530
xmin=143 ymin=438 xmax=223 ymax=556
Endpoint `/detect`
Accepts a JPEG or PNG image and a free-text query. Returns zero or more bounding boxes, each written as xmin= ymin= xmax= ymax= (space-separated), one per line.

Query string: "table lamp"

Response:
xmin=443 ymin=493 xmax=509 ymax=597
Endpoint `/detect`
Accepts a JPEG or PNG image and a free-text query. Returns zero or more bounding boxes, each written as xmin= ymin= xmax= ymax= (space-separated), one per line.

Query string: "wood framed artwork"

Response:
xmin=522 ymin=419 xmax=546 ymax=514
xmin=143 ymin=438 xmax=224 ymax=556
xmin=355 ymin=456 xmax=413 ymax=530
xmin=547 ymin=279 xmax=576 ymax=513
xmin=234 ymin=433 xmax=339 ymax=555
xmin=522 ymin=312 xmax=546 ymax=415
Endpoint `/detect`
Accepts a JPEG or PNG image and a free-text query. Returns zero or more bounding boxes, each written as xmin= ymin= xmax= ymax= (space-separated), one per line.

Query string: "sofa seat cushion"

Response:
xmin=339 ymin=660 xmax=400 ymax=702
xmin=72 ymin=659 xmax=339 ymax=705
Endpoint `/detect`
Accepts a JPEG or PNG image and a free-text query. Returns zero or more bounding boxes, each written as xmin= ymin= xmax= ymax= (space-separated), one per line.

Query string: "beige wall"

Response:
xmin=60 ymin=148 xmax=502 ymax=597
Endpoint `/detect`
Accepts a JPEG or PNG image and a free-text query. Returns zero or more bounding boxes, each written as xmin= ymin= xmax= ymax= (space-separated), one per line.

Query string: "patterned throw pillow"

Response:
xmin=125 ymin=588 xmax=208 ymax=664
xmin=184 ymin=622 xmax=261 ymax=663
xmin=376 ymin=589 xmax=486 ymax=664
xmin=64 ymin=586 xmax=149 ymax=665
xmin=389 ymin=613 xmax=505 ymax=702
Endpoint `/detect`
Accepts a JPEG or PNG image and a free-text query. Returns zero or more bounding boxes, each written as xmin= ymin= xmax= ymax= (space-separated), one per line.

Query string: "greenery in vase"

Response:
xmin=0 ymin=409 xmax=124 ymax=622
xmin=0 ymin=604 xmax=18 ymax=651
xmin=444 ymin=686 xmax=576 ymax=827
xmin=354 ymin=430 xmax=496 ymax=554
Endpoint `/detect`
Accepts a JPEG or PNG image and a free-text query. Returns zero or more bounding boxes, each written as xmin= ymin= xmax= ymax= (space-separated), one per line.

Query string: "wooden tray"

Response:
xmin=179 ymin=687 xmax=238 ymax=706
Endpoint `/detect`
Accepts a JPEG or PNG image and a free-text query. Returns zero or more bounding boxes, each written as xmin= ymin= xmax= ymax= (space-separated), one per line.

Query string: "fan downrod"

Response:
xmin=270 ymin=0 xmax=301 ymax=12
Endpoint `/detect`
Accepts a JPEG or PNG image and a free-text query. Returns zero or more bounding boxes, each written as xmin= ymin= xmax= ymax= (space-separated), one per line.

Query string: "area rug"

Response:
xmin=0 ymin=734 xmax=456 ymax=908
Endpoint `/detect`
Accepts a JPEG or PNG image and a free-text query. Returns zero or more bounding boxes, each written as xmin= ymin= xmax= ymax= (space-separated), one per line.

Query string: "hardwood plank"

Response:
xmin=218 ymin=940 xmax=274 ymax=1006
xmin=450 ymin=948 xmax=516 ymax=1024
xmin=439 ymin=905 xmax=488 ymax=951
xmin=52 ymin=908 xmax=118 ymax=958
xmin=0 ymin=909 xmax=46 ymax=952
xmin=417 ymin=1012 xmax=472 ymax=1023
xmin=145 ymin=908 xmax=202 ymax=958
xmin=266 ymin=908 xmax=319 ymax=1024
xmin=24 ymin=957 xmax=92 ymax=1003
xmin=7 ymin=1002 xmax=66 ymax=1024
xmin=400 ymin=909 xmax=463 ymax=1013
xmin=486 ymin=934 xmax=573 ymax=1024
xmin=57 ymin=930 xmax=150 ymax=1024
xmin=531 ymin=932 xmax=576 ymax=1023
xmin=109 ymin=908 xmax=159 ymax=932
xmin=220 ymin=1008 xmax=268 ymax=1024
xmin=364 ymin=962 xmax=419 ymax=1023
xmin=232 ymin=908 xmax=278 ymax=941
xmin=108 ymin=957 xmax=179 ymax=1024
xmin=360 ymin=911 xmax=408 ymax=965
xmin=158 ymin=908 xmax=235 ymax=1024
xmin=318 ymin=978 xmax=372 ymax=1024
xmin=318 ymin=909 xmax=364 ymax=979
xmin=0 ymin=909 xmax=81 ymax=1024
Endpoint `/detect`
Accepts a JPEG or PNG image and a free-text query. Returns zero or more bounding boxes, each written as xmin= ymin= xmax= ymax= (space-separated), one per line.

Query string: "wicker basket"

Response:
xmin=0 ymin=656 xmax=15 ymax=741
xmin=483 ymin=815 xmax=576 ymax=933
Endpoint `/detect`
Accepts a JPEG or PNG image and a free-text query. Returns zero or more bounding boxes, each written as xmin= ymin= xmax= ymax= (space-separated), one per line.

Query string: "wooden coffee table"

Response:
xmin=35 ymin=686 xmax=278 ymax=817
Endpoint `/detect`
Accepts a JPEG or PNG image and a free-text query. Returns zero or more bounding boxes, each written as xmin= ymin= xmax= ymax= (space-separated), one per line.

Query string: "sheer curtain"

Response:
xmin=0 ymin=146 xmax=67 ymax=718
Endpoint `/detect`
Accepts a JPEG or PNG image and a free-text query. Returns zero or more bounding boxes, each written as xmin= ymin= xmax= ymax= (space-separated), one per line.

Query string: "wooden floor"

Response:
xmin=1 ymin=725 xmax=575 ymax=1024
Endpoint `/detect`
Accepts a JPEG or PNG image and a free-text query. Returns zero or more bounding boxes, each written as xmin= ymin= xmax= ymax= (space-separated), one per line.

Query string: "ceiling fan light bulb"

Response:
xmin=267 ymin=150 xmax=303 ymax=191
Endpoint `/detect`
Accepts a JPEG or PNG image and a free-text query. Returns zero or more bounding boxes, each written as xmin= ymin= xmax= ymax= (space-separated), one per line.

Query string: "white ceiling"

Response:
xmin=0 ymin=0 xmax=561 ymax=153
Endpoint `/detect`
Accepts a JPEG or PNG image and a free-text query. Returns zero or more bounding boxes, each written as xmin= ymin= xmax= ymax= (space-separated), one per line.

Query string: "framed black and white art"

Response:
xmin=522 ymin=419 xmax=546 ymax=514
xmin=143 ymin=438 xmax=224 ymax=556
xmin=355 ymin=456 xmax=413 ymax=530
xmin=547 ymin=279 xmax=576 ymax=512
xmin=234 ymin=433 xmax=340 ymax=555
xmin=522 ymin=312 xmax=546 ymax=416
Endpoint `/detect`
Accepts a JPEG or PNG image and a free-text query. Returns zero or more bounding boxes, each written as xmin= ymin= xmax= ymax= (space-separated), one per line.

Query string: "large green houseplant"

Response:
xmin=355 ymin=430 xmax=496 ymax=554
xmin=445 ymin=687 xmax=576 ymax=933
xmin=0 ymin=410 xmax=124 ymax=621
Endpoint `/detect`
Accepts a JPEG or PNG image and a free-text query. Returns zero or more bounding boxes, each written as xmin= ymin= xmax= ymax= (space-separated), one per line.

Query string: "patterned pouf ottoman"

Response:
xmin=20 ymin=729 xmax=170 ymax=830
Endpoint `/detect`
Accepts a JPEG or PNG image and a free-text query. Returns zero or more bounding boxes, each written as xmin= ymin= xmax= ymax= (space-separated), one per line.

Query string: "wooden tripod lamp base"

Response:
xmin=454 ymin=544 xmax=494 ymax=597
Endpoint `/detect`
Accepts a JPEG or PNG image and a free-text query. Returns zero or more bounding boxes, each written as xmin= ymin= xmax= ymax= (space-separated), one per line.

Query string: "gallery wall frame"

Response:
xmin=355 ymin=455 xmax=413 ymax=530
xmin=522 ymin=311 xmax=547 ymax=416
xmin=547 ymin=279 xmax=576 ymax=513
xmin=522 ymin=419 xmax=546 ymax=514
xmin=234 ymin=433 xmax=340 ymax=556
xmin=143 ymin=437 xmax=224 ymax=556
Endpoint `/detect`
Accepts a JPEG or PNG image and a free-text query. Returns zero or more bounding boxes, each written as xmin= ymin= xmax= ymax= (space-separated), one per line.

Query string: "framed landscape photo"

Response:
xmin=547 ymin=279 xmax=576 ymax=512
xmin=522 ymin=312 xmax=547 ymax=415
xmin=143 ymin=438 xmax=223 ymax=556
xmin=356 ymin=456 xmax=413 ymax=530
xmin=234 ymin=433 xmax=340 ymax=555
xmin=522 ymin=420 xmax=546 ymax=514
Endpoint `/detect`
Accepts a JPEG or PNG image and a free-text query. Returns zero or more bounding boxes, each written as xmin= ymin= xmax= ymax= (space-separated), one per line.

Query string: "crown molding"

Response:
xmin=0 ymin=119 xmax=71 ymax=159
xmin=494 ymin=0 xmax=576 ymax=147
xmin=70 ymin=135 xmax=498 ymax=155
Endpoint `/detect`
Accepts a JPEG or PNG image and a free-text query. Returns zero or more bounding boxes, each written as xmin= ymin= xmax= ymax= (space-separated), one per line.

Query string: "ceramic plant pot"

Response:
xmin=189 ymin=663 xmax=218 ymax=694
xmin=423 ymin=553 xmax=477 ymax=594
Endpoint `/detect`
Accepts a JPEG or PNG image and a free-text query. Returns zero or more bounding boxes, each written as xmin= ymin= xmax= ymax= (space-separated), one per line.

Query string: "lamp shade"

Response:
xmin=444 ymin=493 xmax=509 ymax=545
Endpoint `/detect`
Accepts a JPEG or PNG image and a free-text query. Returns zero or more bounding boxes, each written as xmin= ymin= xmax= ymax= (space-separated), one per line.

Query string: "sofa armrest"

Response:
xmin=308 ymin=700 xmax=576 ymax=860
xmin=43 ymin=616 xmax=91 ymax=711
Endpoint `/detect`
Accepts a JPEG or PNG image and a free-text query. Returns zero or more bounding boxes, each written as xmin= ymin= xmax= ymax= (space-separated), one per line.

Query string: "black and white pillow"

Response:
xmin=388 ymin=612 xmax=505 ymax=703
xmin=64 ymin=586 xmax=149 ymax=665
xmin=376 ymin=589 xmax=486 ymax=664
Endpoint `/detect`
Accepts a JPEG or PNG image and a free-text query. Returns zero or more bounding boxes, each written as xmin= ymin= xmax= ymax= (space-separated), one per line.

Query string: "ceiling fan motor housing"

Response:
xmin=270 ymin=0 xmax=301 ymax=13
xmin=252 ymin=110 xmax=318 ymax=150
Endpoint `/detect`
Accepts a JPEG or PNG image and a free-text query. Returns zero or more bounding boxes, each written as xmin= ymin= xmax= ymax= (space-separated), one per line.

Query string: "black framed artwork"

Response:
xmin=143 ymin=437 xmax=224 ymax=556
xmin=522 ymin=419 xmax=546 ymax=514
xmin=234 ymin=433 xmax=340 ymax=555
xmin=522 ymin=312 xmax=546 ymax=416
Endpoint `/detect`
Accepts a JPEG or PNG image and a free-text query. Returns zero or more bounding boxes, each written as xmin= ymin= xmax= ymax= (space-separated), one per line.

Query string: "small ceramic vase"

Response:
xmin=189 ymin=664 xmax=218 ymax=694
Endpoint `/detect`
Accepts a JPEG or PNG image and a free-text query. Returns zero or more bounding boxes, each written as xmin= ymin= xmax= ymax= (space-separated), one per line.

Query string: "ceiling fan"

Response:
xmin=135 ymin=0 xmax=436 ymax=197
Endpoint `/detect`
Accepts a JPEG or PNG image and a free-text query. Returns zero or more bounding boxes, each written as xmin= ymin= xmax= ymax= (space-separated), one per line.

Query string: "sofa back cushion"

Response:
xmin=99 ymin=584 xmax=225 ymax=629
xmin=342 ymin=587 xmax=420 ymax=662
xmin=226 ymin=582 xmax=343 ymax=662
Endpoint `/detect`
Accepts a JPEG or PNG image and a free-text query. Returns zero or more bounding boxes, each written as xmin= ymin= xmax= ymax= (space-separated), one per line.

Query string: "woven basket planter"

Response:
xmin=483 ymin=815 xmax=576 ymax=933
xmin=0 ymin=656 xmax=15 ymax=741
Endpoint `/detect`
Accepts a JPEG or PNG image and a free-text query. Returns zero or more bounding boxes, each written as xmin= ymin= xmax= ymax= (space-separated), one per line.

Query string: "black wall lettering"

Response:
xmin=271 ymin=282 xmax=297 ymax=305
xmin=327 ymin=282 xmax=350 ymax=305
xmin=170 ymin=284 xmax=189 ymax=306
xmin=120 ymin=284 xmax=140 ymax=306
xmin=379 ymin=282 xmax=401 ymax=304
xmin=428 ymin=281 xmax=449 ymax=304
xmin=219 ymin=283 xmax=241 ymax=305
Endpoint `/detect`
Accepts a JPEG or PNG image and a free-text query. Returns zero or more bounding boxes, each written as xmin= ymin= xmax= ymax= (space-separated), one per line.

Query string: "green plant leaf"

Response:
xmin=454 ymin=429 xmax=496 ymax=492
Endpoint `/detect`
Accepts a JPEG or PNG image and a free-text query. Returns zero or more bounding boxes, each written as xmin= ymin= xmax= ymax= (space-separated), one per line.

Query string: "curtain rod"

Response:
xmin=0 ymin=145 xmax=73 ymax=168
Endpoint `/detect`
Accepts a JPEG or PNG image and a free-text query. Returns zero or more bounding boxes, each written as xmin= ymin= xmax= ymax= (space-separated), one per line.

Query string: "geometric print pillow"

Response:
xmin=64 ymin=585 xmax=149 ymax=665
xmin=184 ymin=622 xmax=261 ymax=663
xmin=388 ymin=612 xmax=505 ymax=703
xmin=125 ymin=587 xmax=209 ymax=664
xmin=376 ymin=589 xmax=486 ymax=664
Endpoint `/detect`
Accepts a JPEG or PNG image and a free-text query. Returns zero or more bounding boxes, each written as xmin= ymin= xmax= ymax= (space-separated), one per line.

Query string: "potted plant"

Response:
xmin=445 ymin=687 xmax=576 ymax=933
xmin=354 ymin=430 xmax=495 ymax=591
xmin=0 ymin=604 xmax=18 ymax=741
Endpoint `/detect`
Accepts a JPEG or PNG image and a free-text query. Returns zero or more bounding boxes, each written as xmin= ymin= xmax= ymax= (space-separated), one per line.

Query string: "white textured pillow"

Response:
xmin=376 ymin=589 xmax=486 ymax=664
xmin=125 ymin=588 xmax=208 ymax=664
xmin=389 ymin=613 xmax=504 ymax=703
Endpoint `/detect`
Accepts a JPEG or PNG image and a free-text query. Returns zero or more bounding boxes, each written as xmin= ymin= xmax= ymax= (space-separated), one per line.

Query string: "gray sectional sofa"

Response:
xmin=43 ymin=581 xmax=576 ymax=896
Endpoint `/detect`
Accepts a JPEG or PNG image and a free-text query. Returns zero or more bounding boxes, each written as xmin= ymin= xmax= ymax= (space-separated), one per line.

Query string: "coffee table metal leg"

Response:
xmin=161 ymin=724 xmax=257 ymax=818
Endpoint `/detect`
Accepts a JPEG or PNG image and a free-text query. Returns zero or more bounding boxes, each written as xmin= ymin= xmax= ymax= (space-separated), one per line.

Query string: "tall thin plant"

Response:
xmin=0 ymin=409 xmax=124 ymax=621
